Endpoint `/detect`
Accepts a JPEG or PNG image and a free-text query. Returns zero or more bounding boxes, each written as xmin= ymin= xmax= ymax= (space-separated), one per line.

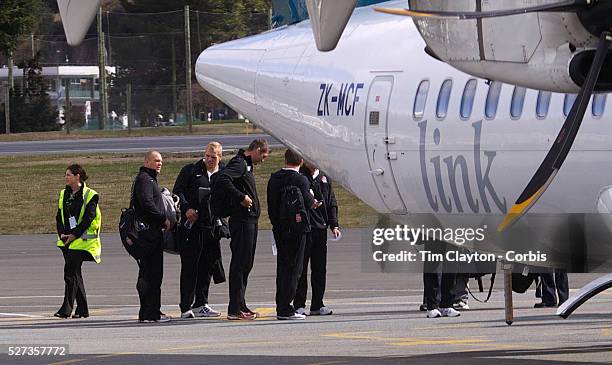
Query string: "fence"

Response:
xmin=0 ymin=5 xmax=269 ymax=134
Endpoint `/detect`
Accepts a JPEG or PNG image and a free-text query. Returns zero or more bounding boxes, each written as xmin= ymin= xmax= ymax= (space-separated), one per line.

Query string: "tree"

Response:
xmin=0 ymin=0 xmax=42 ymax=56
xmin=0 ymin=55 xmax=59 ymax=133
xmin=107 ymin=0 xmax=270 ymax=125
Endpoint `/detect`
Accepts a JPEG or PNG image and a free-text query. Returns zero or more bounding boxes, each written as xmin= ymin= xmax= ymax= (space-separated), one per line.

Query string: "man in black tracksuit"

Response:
xmin=215 ymin=139 xmax=269 ymax=320
xmin=294 ymin=161 xmax=340 ymax=315
xmin=535 ymin=269 xmax=569 ymax=308
xmin=173 ymin=142 xmax=225 ymax=318
xmin=267 ymin=149 xmax=315 ymax=320
xmin=133 ymin=151 xmax=171 ymax=322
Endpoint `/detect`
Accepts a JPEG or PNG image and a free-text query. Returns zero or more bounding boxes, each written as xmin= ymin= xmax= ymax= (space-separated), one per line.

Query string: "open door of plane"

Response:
xmin=364 ymin=76 xmax=407 ymax=214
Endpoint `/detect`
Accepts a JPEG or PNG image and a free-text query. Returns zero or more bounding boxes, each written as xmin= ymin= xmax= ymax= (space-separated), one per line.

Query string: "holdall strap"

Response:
xmin=465 ymin=274 xmax=496 ymax=303
xmin=129 ymin=176 xmax=137 ymax=209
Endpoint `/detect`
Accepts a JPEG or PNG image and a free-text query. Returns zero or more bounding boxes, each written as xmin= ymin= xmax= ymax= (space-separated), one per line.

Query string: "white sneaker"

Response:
xmin=427 ymin=309 xmax=442 ymax=318
xmin=158 ymin=314 xmax=173 ymax=322
xmin=193 ymin=304 xmax=221 ymax=318
xmin=295 ymin=307 xmax=306 ymax=315
xmin=277 ymin=313 xmax=306 ymax=320
xmin=453 ymin=300 xmax=470 ymax=310
xmin=440 ymin=307 xmax=461 ymax=317
xmin=309 ymin=307 xmax=333 ymax=316
xmin=181 ymin=310 xmax=195 ymax=319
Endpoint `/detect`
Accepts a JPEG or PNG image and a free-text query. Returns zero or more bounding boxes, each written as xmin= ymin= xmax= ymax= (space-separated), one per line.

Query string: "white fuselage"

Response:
xmin=195 ymin=0 xmax=612 ymax=221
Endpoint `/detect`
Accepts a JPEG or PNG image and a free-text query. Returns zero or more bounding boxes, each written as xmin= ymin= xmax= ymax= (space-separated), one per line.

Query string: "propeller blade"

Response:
xmin=374 ymin=0 xmax=583 ymax=20
xmin=498 ymin=31 xmax=612 ymax=232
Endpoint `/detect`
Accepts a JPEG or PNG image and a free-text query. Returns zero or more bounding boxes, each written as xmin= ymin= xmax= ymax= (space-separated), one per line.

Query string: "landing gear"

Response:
xmin=557 ymin=273 xmax=612 ymax=318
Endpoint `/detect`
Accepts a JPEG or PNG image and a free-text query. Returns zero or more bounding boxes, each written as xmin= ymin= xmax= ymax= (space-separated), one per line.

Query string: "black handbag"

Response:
xmin=119 ymin=207 xmax=141 ymax=258
xmin=119 ymin=178 xmax=152 ymax=259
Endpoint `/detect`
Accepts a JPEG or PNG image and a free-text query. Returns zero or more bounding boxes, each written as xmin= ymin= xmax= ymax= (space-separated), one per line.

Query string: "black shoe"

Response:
xmin=54 ymin=312 xmax=70 ymax=319
xmin=534 ymin=302 xmax=556 ymax=308
xmin=72 ymin=313 xmax=89 ymax=319
xmin=419 ymin=304 xmax=427 ymax=312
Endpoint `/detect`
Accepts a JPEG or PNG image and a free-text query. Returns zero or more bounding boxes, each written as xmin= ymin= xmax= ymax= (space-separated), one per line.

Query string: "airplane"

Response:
xmin=57 ymin=0 xmax=612 ymax=323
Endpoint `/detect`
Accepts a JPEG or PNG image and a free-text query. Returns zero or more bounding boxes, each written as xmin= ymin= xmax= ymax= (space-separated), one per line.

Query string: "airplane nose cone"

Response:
xmin=195 ymin=43 xmax=265 ymax=122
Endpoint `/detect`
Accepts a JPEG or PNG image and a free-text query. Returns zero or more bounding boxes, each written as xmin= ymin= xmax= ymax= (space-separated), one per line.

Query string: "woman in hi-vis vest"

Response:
xmin=54 ymin=164 xmax=102 ymax=319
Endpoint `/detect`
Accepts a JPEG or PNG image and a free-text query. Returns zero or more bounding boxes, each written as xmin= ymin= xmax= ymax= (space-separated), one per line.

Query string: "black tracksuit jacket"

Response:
xmin=267 ymin=168 xmax=315 ymax=233
xmin=215 ymin=149 xmax=260 ymax=222
xmin=173 ymin=160 xmax=225 ymax=228
xmin=300 ymin=169 xmax=339 ymax=230
xmin=133 ymin=167 xmax=165 ymax=230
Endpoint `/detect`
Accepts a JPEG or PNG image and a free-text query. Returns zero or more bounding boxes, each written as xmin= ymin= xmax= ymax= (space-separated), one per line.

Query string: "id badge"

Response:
xmin=69 ymin=216 xmax=77 ymax=229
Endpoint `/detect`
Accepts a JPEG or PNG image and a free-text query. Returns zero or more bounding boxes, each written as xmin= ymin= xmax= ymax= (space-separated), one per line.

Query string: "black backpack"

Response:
xmin=279 ymin=185 xmax=308 ymax=234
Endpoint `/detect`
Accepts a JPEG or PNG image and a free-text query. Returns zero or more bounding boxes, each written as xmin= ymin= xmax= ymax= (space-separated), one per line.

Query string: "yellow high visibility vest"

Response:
xmin=56 ymin=184 xmax=102 ymax=263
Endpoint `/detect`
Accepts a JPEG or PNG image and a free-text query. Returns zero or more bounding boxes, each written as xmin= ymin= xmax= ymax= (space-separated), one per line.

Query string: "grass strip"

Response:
xmin=0 ymin=152 xmax=375 ymax=234
xmin=0 ymin=121 xmax=262 ymax=142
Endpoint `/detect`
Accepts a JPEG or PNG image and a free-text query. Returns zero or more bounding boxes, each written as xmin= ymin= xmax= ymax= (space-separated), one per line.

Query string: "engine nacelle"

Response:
xmin=409 ymin=0 xmax=611 ymax=93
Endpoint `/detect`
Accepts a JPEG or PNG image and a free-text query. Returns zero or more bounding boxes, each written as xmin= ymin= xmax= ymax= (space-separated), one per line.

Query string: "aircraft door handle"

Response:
xmin=368 ymin=168 xmax=384 ymax=176
xmin=383 ymin=137 xmax=396 ymax=144
xmin=386 ymin=152 xmax=397 ymax=160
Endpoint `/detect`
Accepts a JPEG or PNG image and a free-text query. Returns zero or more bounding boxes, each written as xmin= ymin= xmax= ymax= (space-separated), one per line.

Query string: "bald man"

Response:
xmin=133 ymin=151 xmax=171 ymax=323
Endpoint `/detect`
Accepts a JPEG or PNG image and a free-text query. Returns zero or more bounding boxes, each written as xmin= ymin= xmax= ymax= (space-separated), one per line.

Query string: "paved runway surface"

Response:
xmin=0 ymin=134 xmax=281 ymax=155
xmin=0 ymin=230 xmax=610 ymax=364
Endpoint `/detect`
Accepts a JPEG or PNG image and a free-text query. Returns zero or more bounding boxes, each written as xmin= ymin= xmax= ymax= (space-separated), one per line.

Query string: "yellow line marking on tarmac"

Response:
xmin=323 ymin=331 xmax=384 ymax=340
xmin=47 ymin=359 xmax=87 ymax=365
xmin=254 ymin=307 xmax=276 ymax=316
xmin=159 ymin=344 xmax=211 ymax=351
xmin=87 ymin=309 xmax=117 ymax=315
xmin=455 ymin=344 xmax=523 ymax=352
xmin=92 ymin=352 xmax=137 ymax=358
xmin=412 ymin=323 xmax=482 ymax=331
xmin=0 ymin=317 xmax=44 ymax=322
xmin=0 ymin=312 xmax=46 ymax=318
xmin=324 ymin=331 xmax=493 ymax=348
xmin=245 ymin=307 xmax=276 ymax=321
xmin=388 ymin=338 xmax=492 ymax=346
xmin=159 ymin=339 xmax=274 ymax=352
xmin=236 ymin=339 xmax=272 ymax=344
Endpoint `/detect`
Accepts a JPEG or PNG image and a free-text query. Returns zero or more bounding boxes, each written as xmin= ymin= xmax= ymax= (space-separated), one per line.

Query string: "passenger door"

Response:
xmin=364 ymin=76 xmax=407 ymax=214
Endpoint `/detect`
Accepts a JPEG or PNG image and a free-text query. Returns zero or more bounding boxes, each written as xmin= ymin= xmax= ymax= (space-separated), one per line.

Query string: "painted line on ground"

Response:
xmin=0 ymin=312 xmax=46 ymax=318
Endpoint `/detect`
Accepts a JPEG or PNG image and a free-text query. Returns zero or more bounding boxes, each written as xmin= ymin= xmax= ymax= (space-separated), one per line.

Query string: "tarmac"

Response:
xmin=0 ymin=230 xmax=610 ymax=364
xmin=0 ymin=134 xmax=280 ymax=155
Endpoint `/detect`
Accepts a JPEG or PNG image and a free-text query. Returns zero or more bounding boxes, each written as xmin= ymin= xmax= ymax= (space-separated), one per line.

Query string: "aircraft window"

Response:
xmin=536 ymin=91 xmax=552 ymax=119
xmin=436 ymin=79 xmax=453 ymax=119
xmin=485 ymin=82 xmax=502 ymax=119
xmin=460 ymin=79 xmax=477 ymax=120
xmin=592 ymin=94 xmax=607 ymax=118
xmin=564 ymin=94 xmax=577 ymax=117
xmin=413 ymin=80 xmax=430 ymax=120
xmin=510 ymin=86 xmax=526 ymax=119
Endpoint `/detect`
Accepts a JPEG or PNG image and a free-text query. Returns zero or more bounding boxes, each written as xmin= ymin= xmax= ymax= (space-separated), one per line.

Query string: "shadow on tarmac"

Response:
xmin=0 ymin=311 xmax=610 ymax=331
xmin=2 ymin=345 xmax=612 ymax=365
